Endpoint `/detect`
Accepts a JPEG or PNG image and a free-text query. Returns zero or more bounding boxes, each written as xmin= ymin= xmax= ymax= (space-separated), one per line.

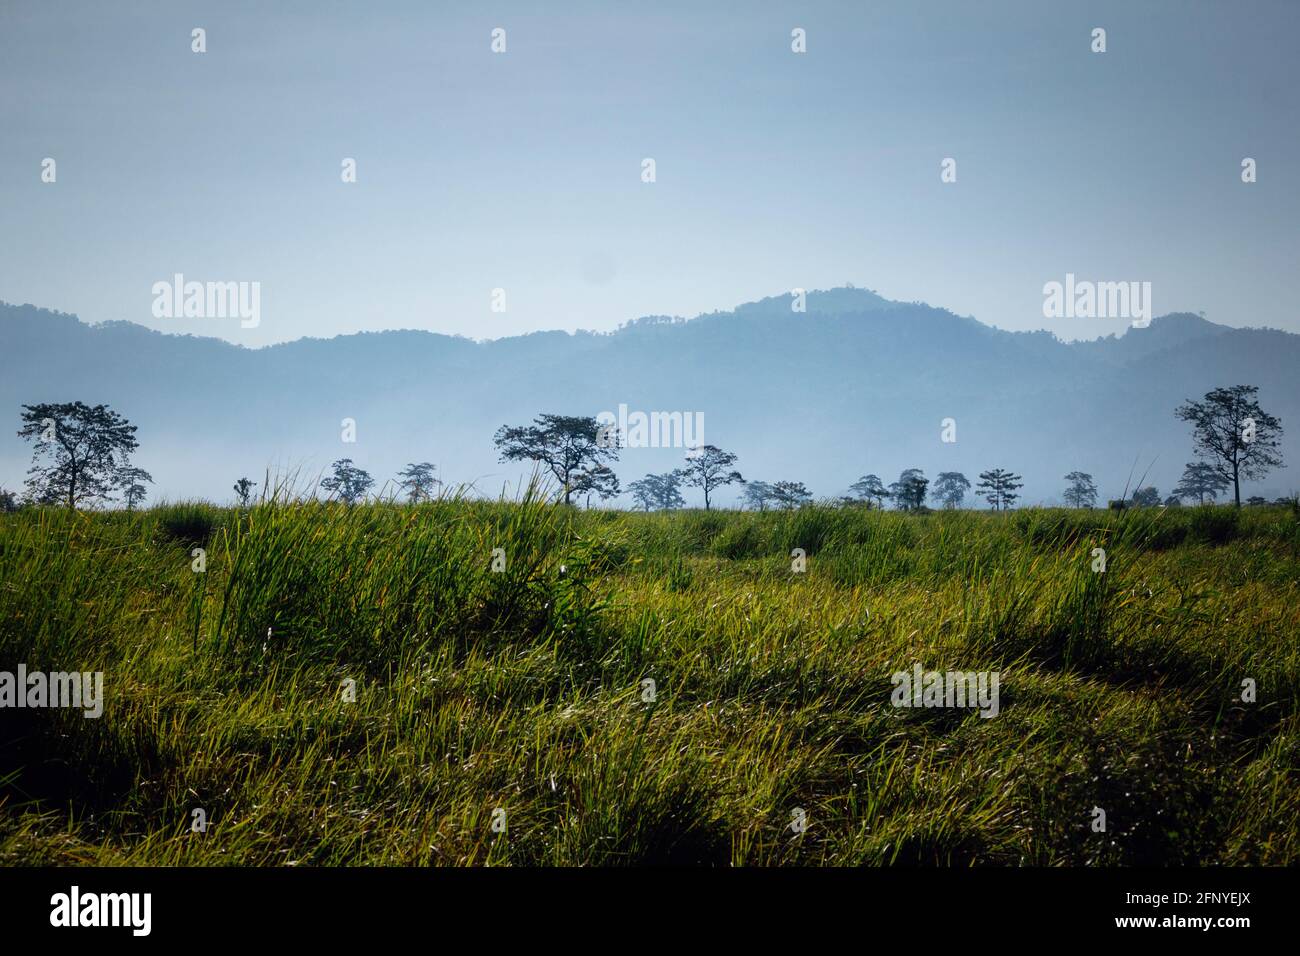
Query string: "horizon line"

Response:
xmin=0 ymin=289 xmax=1253 ymax=351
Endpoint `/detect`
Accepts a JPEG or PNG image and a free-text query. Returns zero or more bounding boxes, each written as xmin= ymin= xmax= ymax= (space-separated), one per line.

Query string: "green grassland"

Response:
xmin=2 ymin=495 xmax=1298 ymax=865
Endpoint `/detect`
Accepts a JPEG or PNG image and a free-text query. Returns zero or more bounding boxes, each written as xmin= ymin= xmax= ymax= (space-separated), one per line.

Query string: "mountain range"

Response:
xmin=2 ymin=288 xmax=1296 ymax=507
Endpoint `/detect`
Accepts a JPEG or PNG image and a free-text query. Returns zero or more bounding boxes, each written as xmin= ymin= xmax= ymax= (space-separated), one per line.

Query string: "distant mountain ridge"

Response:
xmin=1 ymin=289 xmax=1295 ymax=506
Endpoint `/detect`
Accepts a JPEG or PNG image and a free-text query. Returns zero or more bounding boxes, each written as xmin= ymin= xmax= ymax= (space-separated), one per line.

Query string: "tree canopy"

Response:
xmin=117 ymin=466 xmax=154 ymax=510
xmin=680 ymin=445 xmax=742 ymax=510
xmin=770 ymin=480 xmax=813 ymax=509
xmin=741 ymin=480 xmax=777 ymax=511
xmin=1130 ymin=486 xmax=1162 ymax=508
xmin=1171 ymin=462 xmax=1230 ymax=505
xmin=1062 ymin=471 xmax=1097 ymax=509
xmin=494 ymin=414 xmax=619 ymax=506
xmin=1175 ymin=386 xmax=1283 ymax=507
xmin=976 ymin=468 xmax=1023 ymax=511
xmin=397 ymin=462 xmax=440 ymax=503
xmin=321 ymin=458 xmax=375 ymax=504
xmin=889 ymin=468 xmax=929 ymax=511
xmin=572 ymin=463 xmax=621 ymax=506
xmin=931 ymin=471 xmax=970 ymax=509
xmin=628 ymin=471 xmax=685 ymax=511
xmin=17 ymin=401 xmax=145 ymax=509
xmin=849 ymin=474 xmax=889 ymax=508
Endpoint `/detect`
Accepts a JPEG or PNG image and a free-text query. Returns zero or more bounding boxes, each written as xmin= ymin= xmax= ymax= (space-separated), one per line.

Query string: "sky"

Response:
xmin=2 ymin=0 xmax=1298 ymax=346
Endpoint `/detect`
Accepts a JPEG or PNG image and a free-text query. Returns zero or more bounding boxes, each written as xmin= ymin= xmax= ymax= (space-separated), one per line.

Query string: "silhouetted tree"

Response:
xmin=1176 ymin=385 xmax=1283 ymax=507
xmin=118 ymin=466 xmax=154 ymax=511
xmin=1130 ymin=486 xmax=1161 ymax=508
xmin=494 ymin=414 xmax=619 ymax=506
xmin=628 ymin=478 xmax=656 ymax=512
xmin=628 ymin=471 xmax=685 ymax=511
xmin=834 ymin=495 xmax=871 ymax=509
xmin=849 ymin=474 xmax=889 ymax=508
xmin=1062 ymin=471 xmax=1098 ymax=509
xmin=741 ymin=480 xmax=776 ymax=511
xmin=770 ymin=480 xmax=812 ymax=509
xmin=976 ymin=468 xmax=1023 ymax=511
xmin=18 ymin=401 xmax=143 ymax=509
xmin=681 ymin=445 xmax=742 ymax=510
xmin=654 ymin=470 xmax=685 ymax=510
xmin=931 ymin=471 xmax=970 ymax=509
xmin=397 ymin=462 xmax=440 ymax=503
xmin=889 ymin=468 xmax=929 ymax=511
xmin=0 ymin=488 xmax=20 ymax=512
xmin=233 ymin=477 xmax=257 ymax=507
xmin=572 ymin=464 xmax=620 ymax=507
xmin=321 ymin=458 xmax=374 ymax=504
xmin=1171 ymin=461 xmax=1230 ymax=506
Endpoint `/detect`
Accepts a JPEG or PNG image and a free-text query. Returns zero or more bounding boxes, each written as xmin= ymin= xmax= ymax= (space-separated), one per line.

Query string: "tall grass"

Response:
xmin=1 ymin=499 xmax=1297 ymax=865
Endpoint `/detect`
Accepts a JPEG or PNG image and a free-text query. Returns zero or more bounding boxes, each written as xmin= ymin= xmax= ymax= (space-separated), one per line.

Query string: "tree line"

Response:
xmin=2 ymin=385 xmax=1286 ymax=512
xmin=486 ymin=386 xmax=1285 ymax=511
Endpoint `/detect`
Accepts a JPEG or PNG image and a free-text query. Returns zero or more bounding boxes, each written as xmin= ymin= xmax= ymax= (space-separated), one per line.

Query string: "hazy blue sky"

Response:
xmin=2 ymin=0 xmax=1297 ymax=345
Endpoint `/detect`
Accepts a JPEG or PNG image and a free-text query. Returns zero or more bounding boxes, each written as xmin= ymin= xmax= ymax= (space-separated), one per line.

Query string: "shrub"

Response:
xmin=153 ymin=501 xmax=222 ymax=546
xmin=1188 ymin=505 xmax=1239 ymax=545
xmin=712 ymin=517 xmax=767 ymax=560
xmin=1014 ymin=509 xmax=1094 ymax=550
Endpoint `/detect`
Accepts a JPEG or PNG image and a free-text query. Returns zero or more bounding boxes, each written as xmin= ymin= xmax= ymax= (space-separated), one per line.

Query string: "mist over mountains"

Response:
xmin=2 ymin=288 xmax=1296 ymax=507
